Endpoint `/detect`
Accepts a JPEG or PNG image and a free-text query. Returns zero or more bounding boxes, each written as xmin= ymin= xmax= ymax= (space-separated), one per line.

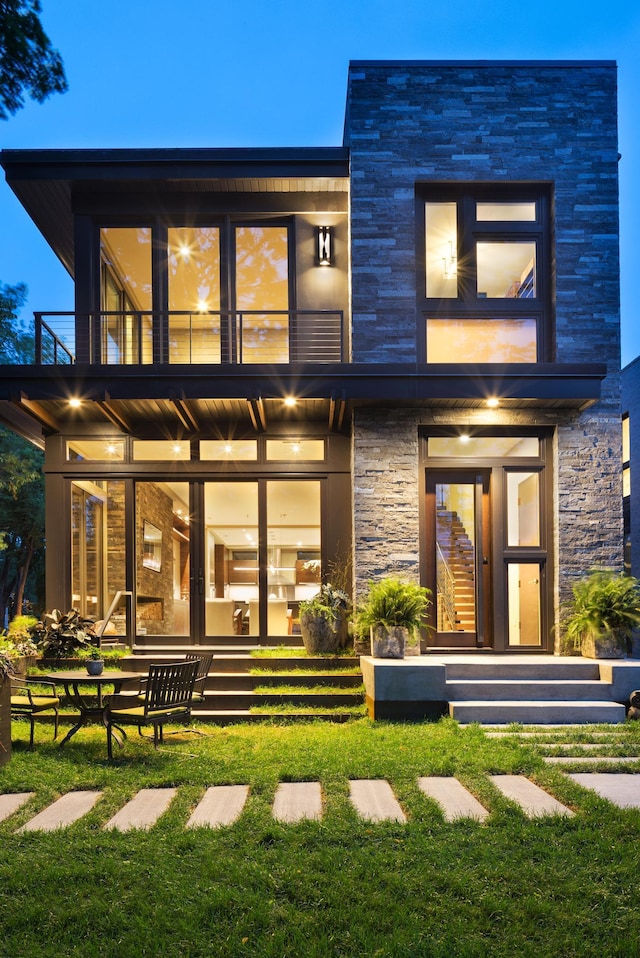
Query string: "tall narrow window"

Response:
xmin=168 ymin=227 xmax=221 ymax=363
xmin=100 ymin=228 xmax=152 ymax=363
xmin=236 ymin=226 xmax=289 ymax=363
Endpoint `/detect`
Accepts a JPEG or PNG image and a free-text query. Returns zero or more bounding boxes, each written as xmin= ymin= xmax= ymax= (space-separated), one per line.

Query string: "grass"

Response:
xmin=2 ymin=718 xmax=640 ymax=957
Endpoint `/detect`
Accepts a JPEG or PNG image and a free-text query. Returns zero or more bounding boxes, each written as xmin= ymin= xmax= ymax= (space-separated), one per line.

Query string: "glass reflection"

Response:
xmin=427 ymin=317 xmax=537 ymax=363
xmin=476 ymin=242 xmax=536 ymax=298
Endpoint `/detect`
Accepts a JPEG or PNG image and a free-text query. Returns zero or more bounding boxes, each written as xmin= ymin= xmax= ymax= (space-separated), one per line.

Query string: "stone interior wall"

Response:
xmin=136 ymin=483 xmax=175 ymax=634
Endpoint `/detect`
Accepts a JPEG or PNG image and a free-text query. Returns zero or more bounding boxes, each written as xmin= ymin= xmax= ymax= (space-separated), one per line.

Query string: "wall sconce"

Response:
xmin=316 ymin=226 xmax=333 ymax=266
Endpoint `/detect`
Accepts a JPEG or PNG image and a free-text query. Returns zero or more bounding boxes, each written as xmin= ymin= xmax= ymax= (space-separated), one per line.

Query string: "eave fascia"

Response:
xmin=0 ymin=362 xmax=606 ymax=407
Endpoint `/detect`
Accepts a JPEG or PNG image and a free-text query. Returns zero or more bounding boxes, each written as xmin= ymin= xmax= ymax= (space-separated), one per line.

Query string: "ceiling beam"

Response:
xmin=171 ymin=398 xmax=199 ymax=432
xmin=14 ymin=394 xmax=60 ymax=432
xmin=247 ymin=396 xmax=267 ymax=432
xmin=96 ymin=399 xmax=132 ymax=433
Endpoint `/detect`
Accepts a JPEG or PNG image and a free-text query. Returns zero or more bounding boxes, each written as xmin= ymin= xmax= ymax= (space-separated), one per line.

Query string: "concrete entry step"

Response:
xmin=449 ymin=700 xmax=627 ymax=724
xmin=447 ymin=680 xmax=615 ymax=702
xmin=444 ymin=657 xmax=601 ymax=681
xmin=349 ymin=779 xmax=407 ymax=823
xmin=104 ymin=788 xmax=177 ymax=831
xmin=18 ymin=791 xmax=102 ymax=832
xmin=417 ymin=776 xmax=488 ymax=822
xmin=568 ymin=773 xmax=640 ymax=808
xmin=490 ymin=776 xmax=573 ymax=817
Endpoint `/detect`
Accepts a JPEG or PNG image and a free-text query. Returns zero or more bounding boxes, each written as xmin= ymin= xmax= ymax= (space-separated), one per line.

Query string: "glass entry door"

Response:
xmin=425 ymin=471 xmax=491 ymax=648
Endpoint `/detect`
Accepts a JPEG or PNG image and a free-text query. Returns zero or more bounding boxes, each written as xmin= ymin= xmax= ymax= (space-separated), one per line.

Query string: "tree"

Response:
xmin=0 ymin=0 xmax=67 ymax=120
xmin=0 ymin=425 xmax=44 ymax=624
xmin=0 ymin=283 xmax=44 ymax=623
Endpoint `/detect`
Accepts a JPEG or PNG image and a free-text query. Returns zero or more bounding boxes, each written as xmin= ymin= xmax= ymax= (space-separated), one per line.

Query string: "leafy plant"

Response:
xmin=356 ymin=577 xmax=433 ymax=633
xmin=31 ymin=608 xmax=96 ymax=658
xmin=0 ymin=649 xmax=16 ymax=680
xmin=562 ymin=569 xmax=640 ymax=653
xmin=4 ymin=614 xmax=39 ymax=656
xmin=299 ymin=583 xmax=350 ymax=626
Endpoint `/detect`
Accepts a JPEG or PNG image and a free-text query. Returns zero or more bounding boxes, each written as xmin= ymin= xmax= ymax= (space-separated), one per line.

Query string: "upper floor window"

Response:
xmin=420 ymin=187 xmax=551 ymax=363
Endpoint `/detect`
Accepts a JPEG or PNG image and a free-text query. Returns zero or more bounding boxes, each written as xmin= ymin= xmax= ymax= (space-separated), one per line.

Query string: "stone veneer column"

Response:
xmin=346 ymin=61 xmax=622 ymax=619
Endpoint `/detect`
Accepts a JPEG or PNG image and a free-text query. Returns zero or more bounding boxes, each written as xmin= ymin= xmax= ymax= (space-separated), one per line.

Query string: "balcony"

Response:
xmin=34 ymin=310 xmax=346 ymax=366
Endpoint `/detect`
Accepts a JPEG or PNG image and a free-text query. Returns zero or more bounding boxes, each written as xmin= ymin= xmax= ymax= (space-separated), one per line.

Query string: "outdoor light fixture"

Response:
xmin=316 ymin=226 xmax=333 ymax=266
xmin=68 ymin=398 xmax=82 ymax=408
xmin=486 ymin=397 xmax=500 ymax=409
xmin=284 ymin=396 xmax=297 ymax=408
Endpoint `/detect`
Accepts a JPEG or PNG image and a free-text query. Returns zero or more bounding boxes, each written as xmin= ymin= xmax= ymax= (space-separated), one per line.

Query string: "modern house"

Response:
xmin=0 ymin=60 xmax=624 ymax=661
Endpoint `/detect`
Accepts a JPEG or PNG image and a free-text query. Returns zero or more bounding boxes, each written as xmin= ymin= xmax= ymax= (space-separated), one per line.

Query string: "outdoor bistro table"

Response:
xmin=46 ymin=670 xmax=141 ymax=747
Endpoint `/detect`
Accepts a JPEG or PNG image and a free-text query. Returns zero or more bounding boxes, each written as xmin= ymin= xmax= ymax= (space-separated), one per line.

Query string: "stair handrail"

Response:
xmin=95 ymin=591 xmax=133 ymax=649
xmin=436 ymin=543 xmax=457 ymax=631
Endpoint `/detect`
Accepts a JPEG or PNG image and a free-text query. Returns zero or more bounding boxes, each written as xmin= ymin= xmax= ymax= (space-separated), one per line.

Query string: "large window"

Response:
xmin=99 ymin=221 xmax=290 ymax=364
xmin=421 ymin=188 xmax=550 ymax=363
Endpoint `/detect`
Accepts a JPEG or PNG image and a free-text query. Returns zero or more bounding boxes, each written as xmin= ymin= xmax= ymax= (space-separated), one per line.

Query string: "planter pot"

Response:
xmin=300 ymin=611 xmax=348 ymax=655
xmin=86 ymin=659 xmax=105 ymax=676
xmin=404 ymin=628 xmax=421 ymax=656
xmin=581 ymin=630 xmax=627 ymax=660
xmin=0 ymin=676 xmax=11 ymax=767
xmin=371 ymin=624 xmax=407 ymax=659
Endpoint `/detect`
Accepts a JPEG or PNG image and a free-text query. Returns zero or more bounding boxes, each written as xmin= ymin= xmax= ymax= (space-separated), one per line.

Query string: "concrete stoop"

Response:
xmin=361 ymin=654 xmax=640 ymax=724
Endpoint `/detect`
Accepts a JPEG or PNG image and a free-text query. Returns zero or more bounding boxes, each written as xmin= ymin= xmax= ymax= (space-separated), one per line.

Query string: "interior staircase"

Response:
xmin=444 ymin=657 xmax=627 ymax=724
xmin=436 ymin=508 xmax=476 ymax=631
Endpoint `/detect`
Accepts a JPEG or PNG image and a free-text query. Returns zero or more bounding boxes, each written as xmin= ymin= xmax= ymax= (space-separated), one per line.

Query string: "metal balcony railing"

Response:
xmin=33 ymin=310 xmax=346 ymax=365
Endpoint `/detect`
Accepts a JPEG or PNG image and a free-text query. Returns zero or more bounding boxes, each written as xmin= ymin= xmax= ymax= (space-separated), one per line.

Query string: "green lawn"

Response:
xmin=2 ymin=718 xmax=640 ymax=958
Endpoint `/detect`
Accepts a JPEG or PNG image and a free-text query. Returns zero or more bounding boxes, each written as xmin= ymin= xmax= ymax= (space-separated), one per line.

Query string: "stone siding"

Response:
xmin=347 ymin=61 xmax=622 ymax=613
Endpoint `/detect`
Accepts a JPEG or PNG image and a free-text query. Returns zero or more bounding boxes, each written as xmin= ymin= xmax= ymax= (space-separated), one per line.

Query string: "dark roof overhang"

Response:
xmin=0 ymin=362 xmax=607 ymax=447
xmin=1 ymin=146 xmax=350 ymax=275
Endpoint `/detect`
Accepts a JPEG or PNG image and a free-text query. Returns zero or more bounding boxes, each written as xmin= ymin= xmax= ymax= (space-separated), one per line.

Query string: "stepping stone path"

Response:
xmin=490 ymin=775 xmax=573 ymax=817
xmin=418 ymin=776 xmax=488 ymax=822
xmin=272 ymin=782 xmax=322 ymax=823
xmin=0 ymin=792 xmax=33 ymax=823
xmin=568 ymin=773 xmax=640 ymax=809
xmin=187 ymin=785 xmax=249 ymax=829
xmin=3 ymin=772 xmax=640 ymax=831
xmin=19 ymin=790 xmax=101 ymax=832
xmin=105 ymin=788 xmax=177 ymax=832
xmin=348 ymin=779 xmax=406 ymax=823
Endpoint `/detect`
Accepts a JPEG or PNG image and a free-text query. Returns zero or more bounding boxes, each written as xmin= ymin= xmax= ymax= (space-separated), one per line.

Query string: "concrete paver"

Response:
xmin=18 ymin=791 xmax=102 ymax=832
xmin=272 ymin=781 xmax=322 ymax=823
xmin=490 ymin=775 xmax=573 ymax=817
xmin=417 ymin=776 xmax=488 ymax=822
xmin=545 ymin=756 xmax=640 ymax=765
xmin=105 ymin=788 xmax=177 ymax=831
xmin=568 ymin=773 xmax=640 ymax=809
xmin=0 ymin=792 xmax=34 ymax=823
xmin=186 ymin=785 xmax=249 ymax=828
xmin=349 ymin=779 xmax=406 ymax=823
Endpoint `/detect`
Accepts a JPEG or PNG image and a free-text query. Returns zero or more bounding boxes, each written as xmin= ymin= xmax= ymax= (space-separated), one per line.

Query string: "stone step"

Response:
xmin=105 ymin=788 xmax=177 ymax=832
xmin=272 ymin=782 xmax=323 ymax=823
xmin=187 ymin=785 xmax=250 ymax=828
xmin=417 ymin=776 xmax=488 ymax=821
xmin=449 ymin=700 xmax=626 ymax=724
xmin=190 ymin=689 xmax=363 ymax=711
xmin=348 ymin=779 xmax=406 ymax=823
xmin=18 ymin=790 xmax=102 ymax=832
xmin=447 ymin=679 xmax=615 ymax=702
xmin=445 ymin=660 xmax=601 ymax=681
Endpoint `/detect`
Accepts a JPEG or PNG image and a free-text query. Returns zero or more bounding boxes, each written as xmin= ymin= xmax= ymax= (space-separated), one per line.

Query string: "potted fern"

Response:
xmin=299 ymin=583 xmax=350 ymax=654
xmin=562 ymin=569 xmax=640 ymax=659
xmin=356 ymin=578 xmax=433 ymax=658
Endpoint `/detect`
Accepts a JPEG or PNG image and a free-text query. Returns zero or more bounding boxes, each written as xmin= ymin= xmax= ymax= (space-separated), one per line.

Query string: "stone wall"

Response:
xmin=622 ymin=357 xmax=640 ymax=578
xmin=346 ymin=61 xmax=622 ymax=607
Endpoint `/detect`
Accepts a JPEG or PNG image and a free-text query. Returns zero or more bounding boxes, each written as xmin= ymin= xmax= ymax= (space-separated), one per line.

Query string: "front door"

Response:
xmin=425 ymin=471 xmax=491 ymax=648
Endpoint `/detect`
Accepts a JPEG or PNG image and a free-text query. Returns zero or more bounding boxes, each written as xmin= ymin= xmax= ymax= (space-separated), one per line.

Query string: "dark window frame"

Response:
xmin=416 ymin=184 xmax=553 ymax=363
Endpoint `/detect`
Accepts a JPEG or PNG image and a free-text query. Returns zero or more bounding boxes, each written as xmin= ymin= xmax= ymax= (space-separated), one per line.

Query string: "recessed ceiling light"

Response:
xmin=69 ymin=398 xmax=82 ymax=408
xmin=486 ymin=397 xmax=500 ymax=408
xmin=284 ymin=396 xmax=297 ymax=407
xmin=459 ymin=434 xmax=470 ymax=443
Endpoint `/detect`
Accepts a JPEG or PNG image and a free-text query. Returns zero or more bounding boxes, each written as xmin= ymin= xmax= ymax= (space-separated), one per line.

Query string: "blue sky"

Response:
xmin=1 ymin=0 xmax=639 ymax=363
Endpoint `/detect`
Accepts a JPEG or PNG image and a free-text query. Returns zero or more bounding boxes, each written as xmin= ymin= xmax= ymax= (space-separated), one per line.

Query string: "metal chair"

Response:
xmin=103 ymin=659 xmax=198 ymax=760
xmin=10 ymin=679 xmax=60 ymax=749
xmin=184 ymin=652 xmax=213 ymax=704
